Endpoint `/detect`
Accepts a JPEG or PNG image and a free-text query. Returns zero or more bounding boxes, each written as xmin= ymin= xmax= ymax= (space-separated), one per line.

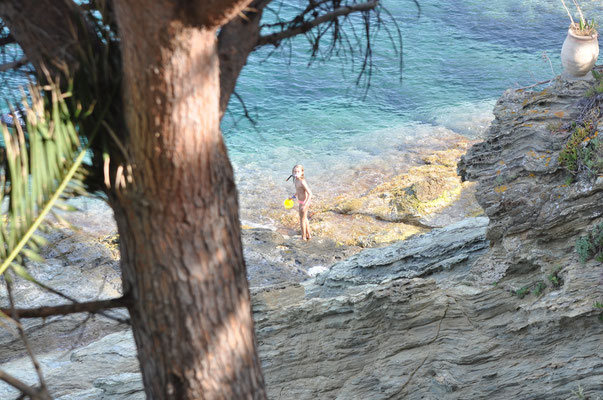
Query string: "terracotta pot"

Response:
xmin=561 ymin=28 xmax=599 ymax=78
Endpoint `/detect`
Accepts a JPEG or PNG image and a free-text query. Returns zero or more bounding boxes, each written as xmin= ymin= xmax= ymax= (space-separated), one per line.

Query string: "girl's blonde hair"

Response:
xmin=286 ymin=164 xmax=304 ymax=181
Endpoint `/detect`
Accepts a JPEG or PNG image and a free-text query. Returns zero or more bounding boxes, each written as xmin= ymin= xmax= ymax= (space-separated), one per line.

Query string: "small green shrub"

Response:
xmin=559 ymin=124 xmax=596 ymax=174
xmin=515 ymin=285 xmax=531 ymax=299
xmin=586 ymin=70 xmax=603 ymax=97
xmin=547 ymin=121 xmax=563 ymax=133
xmin=532 ymin=281 xmax=547 ymax=296
xmin=576 ymin=236 xmax=595 ymax=263
xmin=571 ymin=384 xmax=586 ymax=400
xmin=514 ymin=281 xmax=548 ymax=298
xmin=572 ymin=18 xmax=599 ymax=36
xmin=595 ymin=301 xmax=603 ymax=322
xmin=547 ymin=265 xmax=564 ymax=288
xmin=575 ymin=222 xmax=603 ymax=263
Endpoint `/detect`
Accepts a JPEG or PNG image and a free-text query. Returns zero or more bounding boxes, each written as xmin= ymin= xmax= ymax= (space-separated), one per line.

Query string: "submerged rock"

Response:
xmin=274 ymin=139 xmax=484 ymax=248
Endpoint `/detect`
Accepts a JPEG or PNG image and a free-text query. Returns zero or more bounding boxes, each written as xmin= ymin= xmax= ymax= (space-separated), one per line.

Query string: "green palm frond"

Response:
xmin=0 ymin=81 xmax=96 ymax=276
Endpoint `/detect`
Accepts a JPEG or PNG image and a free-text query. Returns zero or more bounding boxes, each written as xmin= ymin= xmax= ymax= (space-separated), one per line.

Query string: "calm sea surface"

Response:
xmin=222 ymin=0 xmax=601 ymax=227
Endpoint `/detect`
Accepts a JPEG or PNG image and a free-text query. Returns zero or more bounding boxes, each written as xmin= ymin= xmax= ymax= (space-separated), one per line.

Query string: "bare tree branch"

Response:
xmin=0 ymin=296 xmax=132 ymax=319
xmin=0 ymin=56 xmax=27 ymax=72
xmin=257 ymin=0 xmax=378 ymax=47
xmin=0 ymin=370 xmax=50 ymax=400
xmin=232 ymin=91 xmax=257 ymax=125
xmin=218 ymin=0 xmax=272 ymax=117
xmin=5 ymin=278 xmax=50 ymax=399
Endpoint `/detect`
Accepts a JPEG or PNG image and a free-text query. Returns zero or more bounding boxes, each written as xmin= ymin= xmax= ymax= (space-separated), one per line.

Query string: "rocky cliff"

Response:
xmin=1 ymin=75 xmax=602 ymax=399
xmin=255 ymin=75 xmax=602 ymax=399
xmin=458 ymin=74 xmax=603 ymax=285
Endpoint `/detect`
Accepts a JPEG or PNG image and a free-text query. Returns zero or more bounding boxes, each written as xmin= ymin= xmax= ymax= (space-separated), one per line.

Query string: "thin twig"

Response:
xmin=560 ymin=0 xmax=575 ymax=25
xmin=542 ymin=52 xmax=556 ymax=77
xmin=570 ymin=0 xmax=585 ymax=25
xmin=0 ymin=295 xmax=132 ymax=319
xmin=6 ymin=278 xmax=50 ymax=398
xmin=3 ymin=266 xmax=131 ymax=324
xmin=232 ymin=91 xmax=257 ymax=126
xmin=0 ymin=57 xmax=28 ymax=72
xmin=257 ymin=1 xmax=379 ymax=47
xmin=0 ymin=35 xmax=16 ymax=47
xmin=0 ymin=370 xmax=48 ymax=400
xmin=515 ymin=79 xmax=554 ymax=91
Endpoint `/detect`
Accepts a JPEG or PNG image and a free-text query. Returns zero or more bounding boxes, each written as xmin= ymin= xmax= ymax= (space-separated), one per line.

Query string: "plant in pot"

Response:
xmin=560 ymin=0 xmax=599 ymax=79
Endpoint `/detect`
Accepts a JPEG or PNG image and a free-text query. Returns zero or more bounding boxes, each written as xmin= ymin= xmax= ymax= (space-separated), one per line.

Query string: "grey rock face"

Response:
xmin=308 ymin=217 xmax=489 ymax=297
xmin=253 ymin=274 xmax=602 ymax=400
xmin=458 ymin=77 xmax=603 ymax=282
xmin=242 ymin=228 xmax=361 ymax=288
xmin=0 ymin=331 xmax=143 ymax=400
xmin=2 ymin=208 xmax=602 ymax=399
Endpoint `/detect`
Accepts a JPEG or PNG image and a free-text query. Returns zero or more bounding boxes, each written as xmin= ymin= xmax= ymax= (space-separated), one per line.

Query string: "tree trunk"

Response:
xmin=111 ymin=1 xmax=266 ymax=398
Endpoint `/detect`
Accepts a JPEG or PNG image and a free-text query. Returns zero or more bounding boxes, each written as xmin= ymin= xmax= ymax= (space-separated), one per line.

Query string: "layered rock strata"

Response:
xmin=458 ymin=75 xmax=603 ymax=283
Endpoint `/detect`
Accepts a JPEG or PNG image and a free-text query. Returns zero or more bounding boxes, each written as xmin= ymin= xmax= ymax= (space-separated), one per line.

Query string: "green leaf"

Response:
xmin=21 ymin=248 xmax=45 ymax=263
xmin=0 ymin=82 xmax=94 ymax=277
xmin=30 ymin=233 xmax=49 ymax=248
xmin=0 ymin=76 xmax=115 ymax=285
xmin=10 ymin=263 xmax=41 ymax=285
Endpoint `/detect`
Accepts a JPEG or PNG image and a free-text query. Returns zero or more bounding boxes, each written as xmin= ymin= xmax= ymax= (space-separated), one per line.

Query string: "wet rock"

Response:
xmin=328 ymin=144 xmax=476 ymax=227
xmin=274 ymin=141 xmax=484 ymax=248
xmin=242 ymin=228 xmax=361 ymax=287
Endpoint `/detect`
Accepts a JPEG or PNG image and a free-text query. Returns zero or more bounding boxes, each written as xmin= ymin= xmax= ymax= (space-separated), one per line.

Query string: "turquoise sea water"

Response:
xmin=223 ymin=0 xmax=601 ymax=226
xmin=1 ymin=1 xmax=601 ymax=228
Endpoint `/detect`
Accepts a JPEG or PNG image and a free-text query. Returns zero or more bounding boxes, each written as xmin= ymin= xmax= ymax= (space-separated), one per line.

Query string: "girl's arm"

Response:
xmin=301 ymin=180 xmax=312 ymax=210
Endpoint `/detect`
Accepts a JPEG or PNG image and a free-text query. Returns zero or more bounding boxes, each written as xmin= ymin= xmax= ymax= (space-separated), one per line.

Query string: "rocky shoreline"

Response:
xmin=266 ymin=134 xmax=484 ymax=247
xmin=1 ymin=75 xmax=602 ymax=399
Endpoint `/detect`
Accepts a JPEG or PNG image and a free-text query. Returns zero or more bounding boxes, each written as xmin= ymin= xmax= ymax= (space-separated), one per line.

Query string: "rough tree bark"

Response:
xmin=1 ymin=0 xmax=267 ymax=398
xmin=110 ymin=0 xmax=266 ymax=398
xmin=218 ymin=0 xmax=270 ymax=117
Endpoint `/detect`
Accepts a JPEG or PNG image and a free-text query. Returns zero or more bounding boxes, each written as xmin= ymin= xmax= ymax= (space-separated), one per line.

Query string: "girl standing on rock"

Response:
xmin=287 ymin=164 xmax=312 ymax=241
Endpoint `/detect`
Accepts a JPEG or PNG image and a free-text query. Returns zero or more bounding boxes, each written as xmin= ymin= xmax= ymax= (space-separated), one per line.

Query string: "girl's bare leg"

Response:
xmin=304 ymin=215 xmax=311 ymax=240
xmin=299 ymin=208 xmax=307 ymax=240
xmin=302 ymin=207 xmax=311 ymax=240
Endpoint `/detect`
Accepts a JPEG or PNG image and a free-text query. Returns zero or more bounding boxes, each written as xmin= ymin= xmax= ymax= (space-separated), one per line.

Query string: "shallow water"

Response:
xmin=1 ymin=0 xmax=601 ymax=230
xmin=222 ymin=0 xmax=602 ymax=227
